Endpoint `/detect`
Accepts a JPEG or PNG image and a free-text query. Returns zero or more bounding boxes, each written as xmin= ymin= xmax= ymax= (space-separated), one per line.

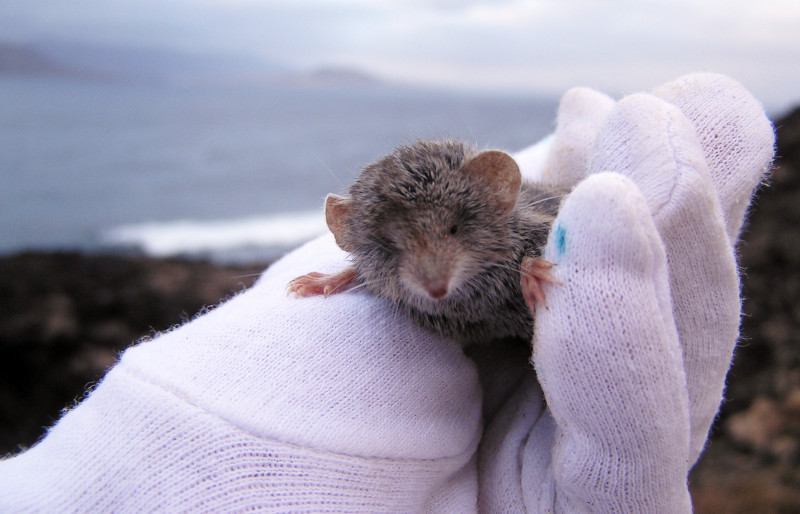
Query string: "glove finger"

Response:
xmin=537 ymin=87 xmax=615 ymax=188
xmin=533 ymin=173 xmax=692 ymax=512
xmin=589 ymin=93 xmax=740 ymax=465
xmin=652 ymin=72 xmax=775 ymax=243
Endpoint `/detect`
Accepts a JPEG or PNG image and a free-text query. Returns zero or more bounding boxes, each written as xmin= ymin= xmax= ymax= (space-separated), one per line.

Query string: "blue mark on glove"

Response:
xmin=554 ymin=223 xmax=566 ymax=258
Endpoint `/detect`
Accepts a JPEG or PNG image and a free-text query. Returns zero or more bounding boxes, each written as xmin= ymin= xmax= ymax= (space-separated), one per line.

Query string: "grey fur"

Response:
xmin=343 ymin=139 xmax=565 ymax=345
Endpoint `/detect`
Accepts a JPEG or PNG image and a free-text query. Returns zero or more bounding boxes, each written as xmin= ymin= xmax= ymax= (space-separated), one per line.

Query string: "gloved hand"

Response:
xmin=0 ymin=73 xmax=773 ymax=513
xmin=478 ymin=73 xmax=774 ymax=512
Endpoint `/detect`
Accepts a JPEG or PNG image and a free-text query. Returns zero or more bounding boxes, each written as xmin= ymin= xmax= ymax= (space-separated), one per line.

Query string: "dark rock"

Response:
xmin=0 ymin=252 xmax=266 ymax=455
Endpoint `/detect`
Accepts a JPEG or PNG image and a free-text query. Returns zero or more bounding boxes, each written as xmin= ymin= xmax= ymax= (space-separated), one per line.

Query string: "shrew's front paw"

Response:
xmin=520 ymin=256 xmax=561 ymax=312
xmin=287 ymin=268 xmax=358 ymax=297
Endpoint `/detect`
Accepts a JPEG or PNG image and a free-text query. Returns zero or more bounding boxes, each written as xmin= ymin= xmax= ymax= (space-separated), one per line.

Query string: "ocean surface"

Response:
xmin=0 ymin=77 xmax=558 ymax=262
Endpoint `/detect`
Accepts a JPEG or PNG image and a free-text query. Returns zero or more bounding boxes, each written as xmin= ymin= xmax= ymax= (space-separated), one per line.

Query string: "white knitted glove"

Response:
xmin=0 ymin=73 xmax=773 ymax=513
xmin=478 ymin=73 xmax=773 ymax=512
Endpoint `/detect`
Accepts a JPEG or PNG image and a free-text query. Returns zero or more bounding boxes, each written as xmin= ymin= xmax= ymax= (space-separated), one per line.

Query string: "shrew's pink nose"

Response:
xmin=424 ymin=278 xmax=449 ymax=300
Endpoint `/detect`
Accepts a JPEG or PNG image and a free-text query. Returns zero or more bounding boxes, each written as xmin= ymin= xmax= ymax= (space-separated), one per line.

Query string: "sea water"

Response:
xmin=0 ymin=77 xmax=557 ymax=262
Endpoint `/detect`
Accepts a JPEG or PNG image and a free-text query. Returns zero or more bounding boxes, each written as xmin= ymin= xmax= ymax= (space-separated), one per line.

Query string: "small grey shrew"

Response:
xmin=287 ymin=139 xmax=566 ymax=346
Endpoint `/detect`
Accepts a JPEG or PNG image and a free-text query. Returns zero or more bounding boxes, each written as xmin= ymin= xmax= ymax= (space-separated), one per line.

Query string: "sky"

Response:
xmin=2 ymin=0 xmax=799 ymax=112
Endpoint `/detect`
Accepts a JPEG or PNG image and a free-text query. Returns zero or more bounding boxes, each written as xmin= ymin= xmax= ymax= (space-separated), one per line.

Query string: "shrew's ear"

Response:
xmin=462 ymin=150 xmax=521 ymax=215
xmin=325 ymin=193 xmax=354 ymax=252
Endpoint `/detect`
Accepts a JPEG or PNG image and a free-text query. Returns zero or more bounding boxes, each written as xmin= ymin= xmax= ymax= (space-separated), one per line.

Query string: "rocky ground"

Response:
xmin=1 ymin=107 xmax=799 ymax=511
xmin=0 ymin=255 xmax=266 ymax=455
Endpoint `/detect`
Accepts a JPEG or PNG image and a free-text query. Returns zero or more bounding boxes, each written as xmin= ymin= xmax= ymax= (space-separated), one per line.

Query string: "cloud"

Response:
xmin=1 ymin=0 xmax=798 ymax=109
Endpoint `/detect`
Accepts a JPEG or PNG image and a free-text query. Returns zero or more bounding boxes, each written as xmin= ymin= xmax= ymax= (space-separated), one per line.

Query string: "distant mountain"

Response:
xmin=306 ymin=67 xmax=382 ymax=86
xmin=0 ymin=39 xmax=289 ymax=84
xmin=267 ymin=66 xmax=384 ymax=88
xmin=0 ymin=39 xmax=388 ymax=90
xmin=32 ymin=39 xmax=287 ymax=83
xmin=0 ymin=42 xmax=83 ymax=78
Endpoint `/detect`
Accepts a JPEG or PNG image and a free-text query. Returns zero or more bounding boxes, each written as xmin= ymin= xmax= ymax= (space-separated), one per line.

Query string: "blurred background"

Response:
xmin=1 ymin=1 xmax=799 ymax=511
